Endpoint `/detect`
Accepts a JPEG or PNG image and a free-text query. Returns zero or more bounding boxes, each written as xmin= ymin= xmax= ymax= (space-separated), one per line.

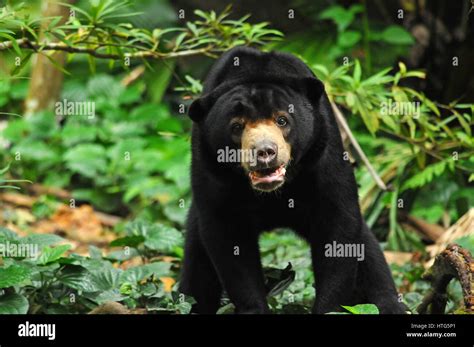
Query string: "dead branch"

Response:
xmin=330 ymin=101 xmax=388 ymax=190
xmin=417 ymin=244 xmax=473 ymax=314
xmin=30 ymin=184 xmax=72 ymax=200
xmin=399 ymin=212 xmax=445 ymax=242
xmin=121 ymin=65 xmax=146 ymax=87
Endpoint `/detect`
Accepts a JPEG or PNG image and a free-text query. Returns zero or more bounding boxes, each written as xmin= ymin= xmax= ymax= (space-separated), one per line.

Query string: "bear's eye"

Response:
xmin=231 ymin=122 xmax=244 ymax=134
xmin=276 ymin=116 xmax=288 ymax=127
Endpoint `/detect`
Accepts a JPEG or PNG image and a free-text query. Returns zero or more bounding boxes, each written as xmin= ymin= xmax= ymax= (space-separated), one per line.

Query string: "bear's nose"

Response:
xmin=255 ymin=141 xmax=278 ymax=165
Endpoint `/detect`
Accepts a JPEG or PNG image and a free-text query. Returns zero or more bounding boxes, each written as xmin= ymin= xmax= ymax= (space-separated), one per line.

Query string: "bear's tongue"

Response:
xmin=249 ymin=165 xmax=286 ymax=185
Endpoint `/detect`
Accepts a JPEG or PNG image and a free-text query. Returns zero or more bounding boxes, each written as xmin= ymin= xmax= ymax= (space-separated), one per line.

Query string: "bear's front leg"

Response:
xmin=180 ymin=205 xmax=222 ymax=314
xmin=198 ymin=212 xmax=269 ymax=314
xmin=309 ymin=212 xmax=404 ymax=314
xmin=310 ymin=236 xmax=360 ymax=314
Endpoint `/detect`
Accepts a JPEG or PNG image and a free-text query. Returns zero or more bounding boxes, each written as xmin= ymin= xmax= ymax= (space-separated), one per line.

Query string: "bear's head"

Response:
xmin=188 ymin=47 xmax=327 ymax=192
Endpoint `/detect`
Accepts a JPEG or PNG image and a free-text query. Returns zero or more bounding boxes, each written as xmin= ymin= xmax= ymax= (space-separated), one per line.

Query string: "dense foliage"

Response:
xmin=0 ymin=0 xmax=472 ymax=314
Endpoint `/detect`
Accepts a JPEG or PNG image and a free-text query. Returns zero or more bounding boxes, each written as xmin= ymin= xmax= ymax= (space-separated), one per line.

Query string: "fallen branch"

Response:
xmin=330 ymin=101 xmax=388 ymax=190
xmin=417 ymin=244 xmax=473 ymax=314
xmin=30 ymin=184 xmax=71 ymax=200
xmin=399 ymin=212 xmax=445 ymax=242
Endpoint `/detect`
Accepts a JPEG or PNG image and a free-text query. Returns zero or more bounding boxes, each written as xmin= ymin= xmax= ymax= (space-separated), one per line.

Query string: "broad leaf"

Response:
xmin=37 ymin=245 xmax=71 ymax=265
xmin=381 ymin=26 xmax=414 ymax=45
xmin=120 ymin=262 xmax=171 ymax=283
xmin=0 ymin=293 xmax=29 ymax=314
xmin=144 ymin=225 xmax=184 ymax=253
xmin=0 ymin=264 xmax=32 ymax=288
xmin=342 ymin=304 xmax=380 ymax=314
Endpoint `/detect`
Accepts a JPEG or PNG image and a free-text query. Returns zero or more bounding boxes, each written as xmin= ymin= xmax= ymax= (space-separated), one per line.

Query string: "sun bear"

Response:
xmin=179 ymin=46 xmax=406 ymax=314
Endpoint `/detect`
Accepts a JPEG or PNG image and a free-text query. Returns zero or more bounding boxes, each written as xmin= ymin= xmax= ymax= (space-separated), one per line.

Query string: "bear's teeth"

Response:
xmin=249 ymin=165 xmax=286 ymax=181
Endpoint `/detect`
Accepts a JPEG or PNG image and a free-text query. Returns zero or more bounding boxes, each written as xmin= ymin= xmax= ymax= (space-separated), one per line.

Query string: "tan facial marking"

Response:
xmin=241 ymin=119 xmax=291 ymax=170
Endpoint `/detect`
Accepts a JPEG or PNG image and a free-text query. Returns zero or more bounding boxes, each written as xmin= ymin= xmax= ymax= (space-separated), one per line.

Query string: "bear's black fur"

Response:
xmin=180 ymin=46 xmax=406 ymax=314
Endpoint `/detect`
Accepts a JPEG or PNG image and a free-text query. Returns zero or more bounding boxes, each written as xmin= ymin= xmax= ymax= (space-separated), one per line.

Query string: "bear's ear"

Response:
xmin=299 ymin=77 xmax=325 ymax=103
xmin=188 ymin=97 xmax=206 ymax=122
xmin=188 ymin=93 xmax=215 ymax=122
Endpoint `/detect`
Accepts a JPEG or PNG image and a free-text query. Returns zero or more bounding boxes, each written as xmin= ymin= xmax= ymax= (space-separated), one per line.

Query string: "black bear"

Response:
xmin=180 ymin=46 xmax=405 ymax=314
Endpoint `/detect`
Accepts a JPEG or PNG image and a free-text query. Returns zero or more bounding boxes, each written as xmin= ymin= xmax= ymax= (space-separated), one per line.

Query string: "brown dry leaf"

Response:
xmin=151 ymin=255 xmax=179 ymax=263
xmin=34 ymin=204 xmax=116 ymax=251
xmin=34 ymin=219 xmax=61 ymax=234
xmin=118 ymin=257 xmax=144 ymax=270
xmin=384 ymin=251 xmax=413 ymax=265
xmin=160 ymin=277 xmax=176 ymax=292
xmin=88 ymin=302 xmax=130 ymax=314
xmin=49 ymin=205 xmax=114 ymax=244
xmin=0 ymin=193 xmax=35 ymax=207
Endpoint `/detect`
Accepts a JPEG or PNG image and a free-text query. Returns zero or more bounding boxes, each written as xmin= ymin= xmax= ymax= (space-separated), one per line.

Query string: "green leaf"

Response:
xmin=90 ymin=245 xmax=102 ymax=259
xmin=22 ymin=234 xmax=64 ymax=248
xmin=355 ymin=100 xmax=379 ymax=134
xmin=337 ymin=30 xmax=361 ymax=48
xmin=43 ymin=53 xmax=71 ymax=75
xmin=110 ymin=235 xmax=145 ymax=247
xmin=12 ymin=140 xmax=61 ymax=165
xmin=58 ymin=265 xmax=100 ymax=292
xmin=91 ymin=289 xmax=124 ymax=304
xmin=402 ymin=160 xmax=447 ymax=191
xmin=0 ymin=227 xmax=19 ymax=240
xmin=353 ymin=60 xmax=362 ymax=84
xmin=163 ymin=203 xmax=189 ymax=226
xmin=37 ymin=244 xmax=71 ymax=265
xmin=90 ymin=267 xmax=122 ymax=291
xmin=0 ymin=293 xmax=29 ymax=314
xmin=105 ymin=247 xmax=140 ymax=262
xmin=403 ymin=292 xmax=424 ymax=313
xmin=144 ymin=225 xmax=184 ymax=253
xmin=118 ymin=83 xmax=144 ymax=105
xmin=156 ymin=117 xmax=183 ymax=133
xmin=0 ymin=33 xmax=22 ymax=55
xmin=129 ymin=103 xmax=163 ymax=122
xmin=0 ymin=264 xmax=32 ymax=288
xmin=120 ymin=262 xmax=171 ymax=283
xmin=64 ymin=144 xmax=107 ymax=178
xmin=61 ymin=124 xmax=97 ymax=146
xmin=380 ymin=26 xmax=414 ymax=45
xmin=319 ymin=5 xmax=355 ymax=32
xmin=216 ymin=303 xmax=235 ymax=314
xmin=87 ymin=74 xmax=123 ymax=100
xmin=146 ymin=61 xmax=175 ymax=104
xmin=10 ymin=51 xmax=33 ymax=76
xmin=341 ymin=304 xmax=379 ymax=314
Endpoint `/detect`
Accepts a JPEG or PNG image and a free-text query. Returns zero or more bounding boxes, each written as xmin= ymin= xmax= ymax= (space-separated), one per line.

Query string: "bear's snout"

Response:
xmin=240 ymin=120 xmax=291 ymax=192
xmin=254 ymin=140 xmax=278 ymax=167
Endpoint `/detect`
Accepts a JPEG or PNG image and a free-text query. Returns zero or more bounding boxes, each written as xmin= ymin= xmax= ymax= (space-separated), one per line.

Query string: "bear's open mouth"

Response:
xmin=248 ymin=164 xmax=286 ymax=191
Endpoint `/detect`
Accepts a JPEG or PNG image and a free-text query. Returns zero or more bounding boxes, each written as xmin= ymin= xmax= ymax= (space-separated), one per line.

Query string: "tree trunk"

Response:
xmin=24 ymin=0 xmax=70 ymax=116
